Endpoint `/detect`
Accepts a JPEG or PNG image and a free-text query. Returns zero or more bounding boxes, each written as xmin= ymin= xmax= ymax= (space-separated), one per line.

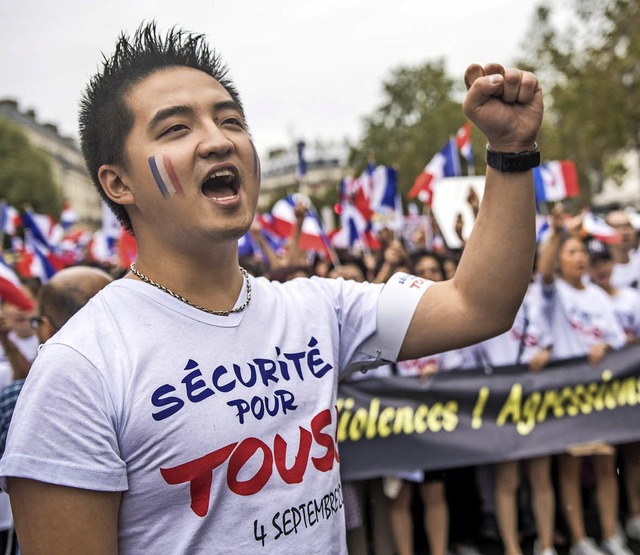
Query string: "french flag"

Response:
xmin=408 ymin=138 xmax=461 ymax=205
xmin=18 ymin=230 xmax=60 ymax=283
xmin=21 ymin=208 xmax=62 ymax=249
xmin=455 ymin=122 xmax=474 ymax=168
xmin=0 ymin=203 xmax=21 ymax=237
xmin=60 ymin=201 xmax=79 ymax=230
xmin=342 ymin=173 xmax=374 ymax=223
xmin=270 ymin=195 xmax=332 ymax=257
xmin=254 ymin=213 xmax=288 ymax=256
xmin=533 ymin=160 xmax=580 ymax=204
xmin=331 ymin=203 xmax=381 ymax=252
xmin=370 ymin=165 xmax=398 ymax=214
xmin=88 ymin=229 xmax=115 ymax=265
xmin=0 ymin=255 xmax=34 ymax=310
xmin=581 ymin=211 xmax=621 ymax=244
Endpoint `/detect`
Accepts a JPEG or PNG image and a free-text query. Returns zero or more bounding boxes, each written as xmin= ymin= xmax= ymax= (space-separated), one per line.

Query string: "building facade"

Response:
xmin=0 ymin=99 xmax=101 ymax=227
xmin=259 ymin=140 xmax=351 ymax=210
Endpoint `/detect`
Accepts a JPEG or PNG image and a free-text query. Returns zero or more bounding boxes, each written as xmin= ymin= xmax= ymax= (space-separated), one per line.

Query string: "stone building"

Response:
xmin=0 ymin=98 xmax=101 ymax=227
xmin=259 ymin=140 xmax=351 ymax=210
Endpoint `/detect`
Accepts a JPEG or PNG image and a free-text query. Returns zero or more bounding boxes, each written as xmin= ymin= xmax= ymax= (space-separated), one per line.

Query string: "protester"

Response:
xmin=537 ymin=209 xmax=631 ymax=555
xmin=0 ymin=266 xmax=113 ymax=554
xmin=0 ymin=21 xmax=542 ymax=554
xmin=0 ymin=292 xmax=38 ymax=382
xmin=605 ymin=210 xmax=640 ymax=288
xmin=331 ymin=258 xmax=396 ymax=555
xmin=588 ymin=242 xmax=640 ymax=545
xmin=475 ymin=275 xmax=556 ymax=555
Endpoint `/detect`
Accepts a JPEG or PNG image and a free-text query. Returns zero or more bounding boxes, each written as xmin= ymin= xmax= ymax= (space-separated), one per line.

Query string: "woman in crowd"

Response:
xmin=537 ymin=211 xmax=631 ymax=555
xmin=472 ymin=257 xmax=556 ymax=555
xmin=588 ymin=242 xmax=640 ymax=545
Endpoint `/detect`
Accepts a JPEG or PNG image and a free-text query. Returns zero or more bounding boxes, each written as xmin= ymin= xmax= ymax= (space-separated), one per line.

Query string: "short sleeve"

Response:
xmin=0 ymin=343 xmax=128 ymax=492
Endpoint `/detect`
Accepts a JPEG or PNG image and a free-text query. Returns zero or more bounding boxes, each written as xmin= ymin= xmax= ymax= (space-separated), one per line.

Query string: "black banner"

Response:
xmin=337 ymin=344 xmax=640 ymax=482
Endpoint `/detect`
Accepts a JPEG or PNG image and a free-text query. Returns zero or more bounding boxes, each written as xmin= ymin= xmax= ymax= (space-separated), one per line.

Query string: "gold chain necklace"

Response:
xmin=129 ymin=264 xmax=251 ymax=317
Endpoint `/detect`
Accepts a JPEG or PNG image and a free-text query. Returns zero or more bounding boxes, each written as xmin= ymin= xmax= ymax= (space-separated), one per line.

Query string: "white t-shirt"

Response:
xmin=0 ymin=329 xmax=38 ymax=531
xmin=541 ymin=278 xmax=626 ymax=361
xmin=477 ymin=283 xmax=552 ymax=367
xmin=611 ymin=251 xmax=640 ymax=289
xmin=0 ymin=275 xmax=386 ymax=554
xmin=396 ymin=349 xmax=464 ymax=376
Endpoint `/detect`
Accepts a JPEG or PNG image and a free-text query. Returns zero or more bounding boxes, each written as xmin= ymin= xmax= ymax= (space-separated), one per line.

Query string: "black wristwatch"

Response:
xmin=486 ymin=143 xmax=540 ymax=173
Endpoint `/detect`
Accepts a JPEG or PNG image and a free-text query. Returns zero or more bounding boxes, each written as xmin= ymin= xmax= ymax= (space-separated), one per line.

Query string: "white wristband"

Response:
xmin=359 ymin=272 xmax=433 ymax=362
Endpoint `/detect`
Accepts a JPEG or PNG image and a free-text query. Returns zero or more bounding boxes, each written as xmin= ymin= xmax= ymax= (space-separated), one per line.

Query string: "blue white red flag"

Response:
xmin=581 ymin=211 xmax=621 ymax=244
xmin=88 ymin=230 xmax=114 ymax=265
xmin=59 ymin=228 xmax=91 ymax=266
xmin=338 ymin=162 xmax=376 ymax=224
xmin=18 ymin=230 xmax=59 ymax=283
xmin=369 ymin=165 xmax=403 ymax=232
xmin=0 ymin=203 xmax=21 ymax=237
xmin=455 ymin=122 xmax=474 ymax=168
xmin=60 ymin=201 xmax=79 ymax=230
xmin=330 ymin=203 xmax=381 ymax=252
xmin=270 ymin=195 xmax=332 ymax=257
xmin=0 ymin=254 xmax=34 ymax=310
xmin=533 ymin=160 xmax=580 ymax=204
xmin=21 ymin=208 xmax=62 ymax=249
xmin=408 ymin=138 xmax=461 ymax=205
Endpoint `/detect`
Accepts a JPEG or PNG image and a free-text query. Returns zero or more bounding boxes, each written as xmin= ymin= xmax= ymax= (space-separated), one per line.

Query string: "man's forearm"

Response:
xmin=453 ymin=165 xmax=536 ymax=330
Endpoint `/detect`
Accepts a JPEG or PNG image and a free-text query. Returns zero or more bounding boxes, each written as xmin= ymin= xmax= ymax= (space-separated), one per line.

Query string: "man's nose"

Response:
xmin=197 ymin=122 xmax=234 ymax=158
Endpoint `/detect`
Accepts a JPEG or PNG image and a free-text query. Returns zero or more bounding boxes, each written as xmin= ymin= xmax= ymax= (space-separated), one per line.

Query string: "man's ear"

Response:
xmin=98 ymin=164 xmax=136 ymax=206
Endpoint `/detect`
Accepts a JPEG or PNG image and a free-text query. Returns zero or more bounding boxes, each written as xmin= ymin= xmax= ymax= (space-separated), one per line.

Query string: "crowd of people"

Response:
xmin=0 ymin=199 xmax=638 ymax=555
xmin=236 ymin=201 xmax=640 ymax=555
xmin=0 ymin=17 xmax=635 ymax=555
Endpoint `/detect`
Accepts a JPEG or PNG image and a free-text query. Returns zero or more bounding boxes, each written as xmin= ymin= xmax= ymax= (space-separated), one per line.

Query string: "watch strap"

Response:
xmin=486 ymin=143 xmax=540 ymax=173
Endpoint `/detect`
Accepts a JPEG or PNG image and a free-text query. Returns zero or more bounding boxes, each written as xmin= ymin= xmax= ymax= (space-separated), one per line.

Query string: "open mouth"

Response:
xmin=201 ymin=169 xmax=239 ymax=201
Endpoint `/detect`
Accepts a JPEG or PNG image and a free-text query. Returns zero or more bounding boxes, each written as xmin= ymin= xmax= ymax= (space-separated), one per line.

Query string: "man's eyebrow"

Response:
xmin=213 ymin=100 xmax=244 ymax=116
xmin=147 ymin=105 xmax=194 ymax=133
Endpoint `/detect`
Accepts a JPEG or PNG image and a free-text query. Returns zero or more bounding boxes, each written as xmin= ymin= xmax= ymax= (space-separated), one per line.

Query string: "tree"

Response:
xmin=517 ymin=0 xmax=640 ymax=205
xmin=0 ymin=117 xmax=61 ymax=215
xmin=350 ymin=60 xmax=469 ymax=198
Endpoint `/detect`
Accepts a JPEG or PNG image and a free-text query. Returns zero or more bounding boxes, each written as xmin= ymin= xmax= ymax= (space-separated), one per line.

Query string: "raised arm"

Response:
xmin=8 ymin=478 xmax=121 ymax=554
xmin=400 ymin=64 xmax=543 ymax=360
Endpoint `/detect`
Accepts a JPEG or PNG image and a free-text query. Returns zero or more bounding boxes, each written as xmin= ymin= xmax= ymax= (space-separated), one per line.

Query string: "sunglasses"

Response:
xmin=30 ymin=315 xmax=48 ymax=330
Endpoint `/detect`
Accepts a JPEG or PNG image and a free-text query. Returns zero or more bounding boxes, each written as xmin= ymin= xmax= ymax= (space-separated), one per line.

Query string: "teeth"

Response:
xmin=211 ymin=194 xmax=237 ymax=201
xmin=210 ymin=169 xmax=233 ymax=179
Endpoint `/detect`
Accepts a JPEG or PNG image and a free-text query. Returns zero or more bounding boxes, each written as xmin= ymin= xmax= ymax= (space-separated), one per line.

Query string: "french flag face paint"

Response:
xmin=148 ymin=155 xmax=184 ymax=199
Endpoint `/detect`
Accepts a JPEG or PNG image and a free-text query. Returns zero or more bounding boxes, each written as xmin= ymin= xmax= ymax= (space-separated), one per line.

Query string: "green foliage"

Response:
xmin=350 ymin=60 xmax=469 ymax=197
xmin=0 ymin=117 xmax=61 ymax=215
xmin=517 ymin=0 xmax=640 ymax=205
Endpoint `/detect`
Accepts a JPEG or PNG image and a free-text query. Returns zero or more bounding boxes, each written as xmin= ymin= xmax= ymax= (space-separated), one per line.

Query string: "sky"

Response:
xmin=0 ymin=0 xmax=569 ymax=157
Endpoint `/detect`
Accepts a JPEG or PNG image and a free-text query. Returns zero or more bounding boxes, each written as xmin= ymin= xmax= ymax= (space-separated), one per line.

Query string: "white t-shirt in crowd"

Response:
xmin=396 ymin=349 xmax=464 ymax=376
xmin=607 ymin=286 xmax=640 ymax=338
xmin=611 ymin=249 xmax=640 ymax=289
xmin=0 ymin=275 xmax=387 ymax=554
xmin=541 ymin=278 xmax=626 ymax=361
xmin=0 ymin=330 xmax=38 ymax=531
xmin=477 ymin=283 xmax=552 ymax=367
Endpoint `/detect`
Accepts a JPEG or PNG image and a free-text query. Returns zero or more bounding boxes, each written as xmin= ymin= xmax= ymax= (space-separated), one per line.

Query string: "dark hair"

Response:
xmin=79 ymin=21 xmax=244 ymax=232
xmin=39 ymin=284 xmax=94 ymax=331
xmin=410 ymin=249 xmax=445 ymax=278
xmin=327 ymin=254 xmax=368 ymax=280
